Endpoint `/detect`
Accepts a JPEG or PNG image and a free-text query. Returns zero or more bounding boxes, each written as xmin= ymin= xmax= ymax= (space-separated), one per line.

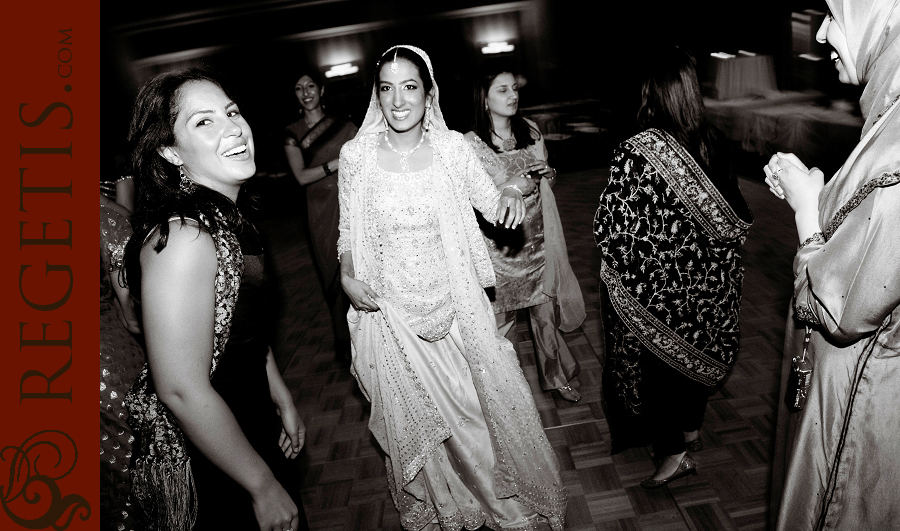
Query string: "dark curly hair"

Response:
xmin=121 ymin=68 xmax=252 ymax=299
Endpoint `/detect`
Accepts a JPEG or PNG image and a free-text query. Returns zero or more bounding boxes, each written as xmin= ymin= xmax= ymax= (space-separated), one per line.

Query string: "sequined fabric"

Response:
xmin=366 ymin=164 xmax=455 ymax=340
xmin=466 ymin=133 xmax=548 ymax=313
xmin=124 ymin=210 xmax=243 ymax=531
xmin=340 ymin=128 xmax=566 ymax=530
xmin=100 ymin=202 xmax=144 ymax=531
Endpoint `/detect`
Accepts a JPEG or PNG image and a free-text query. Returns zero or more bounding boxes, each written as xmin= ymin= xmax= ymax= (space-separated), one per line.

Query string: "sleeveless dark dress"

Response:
xmin=185 ymin=224 xmax=308 ymax=531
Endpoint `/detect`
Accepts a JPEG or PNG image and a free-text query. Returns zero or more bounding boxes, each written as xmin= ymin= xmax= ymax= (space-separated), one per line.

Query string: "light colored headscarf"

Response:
xmin=819 ymin=0 xmax=900 ymax=231
xmin=341 ymin=45 xmax=566 ymax=529
xmin=356 ymin=44 xmax=448 ymax=136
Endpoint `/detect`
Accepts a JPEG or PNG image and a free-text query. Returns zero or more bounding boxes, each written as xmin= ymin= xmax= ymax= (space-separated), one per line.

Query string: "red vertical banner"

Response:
xmin=2 ymin=1 xmax=100 ymax=530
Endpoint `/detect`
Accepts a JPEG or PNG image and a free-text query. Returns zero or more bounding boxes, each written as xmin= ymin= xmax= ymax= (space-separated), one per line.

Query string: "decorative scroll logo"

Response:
xmin=1 ymin=430 xmax=90 ymax=529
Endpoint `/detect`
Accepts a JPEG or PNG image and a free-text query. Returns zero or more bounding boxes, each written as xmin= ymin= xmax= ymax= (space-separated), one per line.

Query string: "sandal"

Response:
xmin=557 ymin=384 xmax=581 ymax=402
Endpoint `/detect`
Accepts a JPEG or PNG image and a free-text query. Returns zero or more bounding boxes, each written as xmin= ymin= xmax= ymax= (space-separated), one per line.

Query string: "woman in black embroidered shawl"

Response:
xmin=284 ymin=68 xmax=358 ymax=359
xmin=122 ymin=70 xmax=308 ymax=531
xmin=593 ymin=47 xmax=752 ymax=488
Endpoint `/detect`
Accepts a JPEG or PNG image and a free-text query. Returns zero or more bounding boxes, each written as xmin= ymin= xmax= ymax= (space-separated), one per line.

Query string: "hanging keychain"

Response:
xmin=788 ymin=326 xmax=813 ymax=411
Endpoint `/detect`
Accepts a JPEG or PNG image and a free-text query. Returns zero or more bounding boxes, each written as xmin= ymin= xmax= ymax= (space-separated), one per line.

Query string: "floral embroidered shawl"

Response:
xmin=594 ymin=128 xmax=752 ymax=386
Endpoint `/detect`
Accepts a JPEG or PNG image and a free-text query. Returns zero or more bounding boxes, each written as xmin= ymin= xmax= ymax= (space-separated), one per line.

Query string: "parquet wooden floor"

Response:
xmin=251 ymin=161 xmax=797 ymax=530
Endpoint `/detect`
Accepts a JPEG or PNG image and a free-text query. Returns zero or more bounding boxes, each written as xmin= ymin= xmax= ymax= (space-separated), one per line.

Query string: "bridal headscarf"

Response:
xmin=356 ymin=45 xmax=448 ymax=136
xmin=341 ymin=45 xmax=566 ymax=530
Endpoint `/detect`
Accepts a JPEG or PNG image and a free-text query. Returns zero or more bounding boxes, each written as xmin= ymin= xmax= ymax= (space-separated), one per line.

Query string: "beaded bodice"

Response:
xmin=365 ymin=164 xmax=454 ymax=341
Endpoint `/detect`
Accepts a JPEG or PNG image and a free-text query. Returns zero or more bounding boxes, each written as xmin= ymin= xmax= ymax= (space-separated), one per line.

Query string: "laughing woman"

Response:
xmin=465 ymin=68 xmax=585 ymax=403
xmin=338 ymin=45 xmax=566 ymax=530
xmin=767 ymin=2 xmax=900 ymax=529
xmin=122 ymin=70 xmax=308 ymax=531
xmin=284 ymin=69 xmax=357 ymax=358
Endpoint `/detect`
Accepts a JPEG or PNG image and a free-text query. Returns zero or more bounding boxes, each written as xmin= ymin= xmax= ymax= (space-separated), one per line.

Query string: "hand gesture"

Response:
xmin=496 ymin=187 xmax=526 ymax=229
xmin=250 ymin=479 xmax=300 ymax=531
xmin=523 ymin=160 xmax=555 ymax=180
xmin=342 ymin=276 xmax=380 ymax=313
xmin=276 ymin=404 xmax=305 ymax=459
xmin=763 ymin=152 xmax=824 ymax=215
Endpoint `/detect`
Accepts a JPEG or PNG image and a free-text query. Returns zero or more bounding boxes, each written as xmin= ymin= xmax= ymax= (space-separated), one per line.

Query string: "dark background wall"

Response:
xmin=101 ymin=0 xmax=838 ymax=177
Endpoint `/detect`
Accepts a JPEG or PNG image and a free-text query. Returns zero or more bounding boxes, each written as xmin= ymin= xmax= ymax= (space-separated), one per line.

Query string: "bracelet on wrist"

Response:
xmin=502 ymin=184 xmax=524 ymax=196
xmin=323 ymin=162 xmax=333 ymax=176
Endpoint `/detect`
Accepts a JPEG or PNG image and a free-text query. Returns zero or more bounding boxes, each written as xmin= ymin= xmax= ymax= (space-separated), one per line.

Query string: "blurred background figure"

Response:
xmin=767 ymin=1 xmax=900 ymax=529
xmin=100 ymin=192 xmax=145 ymax=531
xmin=101 ymin=154 xmax=137 ymax=212
xmin=284 ymin=68 xmax=358 ymax=360
xmin=122 ymin=70 xmax=308 ymax=531
xmin=594 ymin=46 xmax=752 ymax=488
xmin=338 ymin=45 xmax=566 ymax=530
xmin=465 ymin=67 xmax=585 ymax=402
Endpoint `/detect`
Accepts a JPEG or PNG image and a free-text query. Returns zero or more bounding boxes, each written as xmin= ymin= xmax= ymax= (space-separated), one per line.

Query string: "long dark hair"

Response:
xmin=472 ymin=68 xmax=538 ymax=153
xmin=637 ymin=46 xmax=719 ymax=172
xmin=122 ymin=69 xmax=250 ymax=299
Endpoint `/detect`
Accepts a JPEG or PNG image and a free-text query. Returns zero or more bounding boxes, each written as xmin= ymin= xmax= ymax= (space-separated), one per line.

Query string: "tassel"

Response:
xmin=131 ymin=457 xmax=198 ymax=531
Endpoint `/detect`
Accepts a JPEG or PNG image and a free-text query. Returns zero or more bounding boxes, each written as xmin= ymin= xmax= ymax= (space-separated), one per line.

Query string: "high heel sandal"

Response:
xmin=640 ymin=453 xmax=697 ymax=489
xmin=557 ymin=384 xmax=581 ymax=402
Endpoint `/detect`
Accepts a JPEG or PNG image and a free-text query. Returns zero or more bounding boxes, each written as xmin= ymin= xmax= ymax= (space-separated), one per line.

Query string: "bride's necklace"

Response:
xmin=384 ymin=129 xmax=426 ymax=172
xmin=492 ymin=130 xmax=516 ymax=152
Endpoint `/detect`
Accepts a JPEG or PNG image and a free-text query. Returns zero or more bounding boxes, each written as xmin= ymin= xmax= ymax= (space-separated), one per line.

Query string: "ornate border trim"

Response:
xmin=823 ymin=171 xmax=900 ymax=241
xmin=628 ymin=129 xmax=750 ymax=242
xmin=601 ymin=266 xmax=727 ymax=386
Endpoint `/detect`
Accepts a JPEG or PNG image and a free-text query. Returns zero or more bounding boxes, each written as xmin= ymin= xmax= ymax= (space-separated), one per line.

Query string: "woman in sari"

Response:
xmin=767 ymin=1 xmax=900 ymax=528
xmin=593 ymin=46 xmax=752 ymax=488
xmin=465 ymin=68 xmax=585 ymax=402
xmin=338 ymin=45 xmax=566 ymax=530
xmin=284 ymin=68 xmax=358 ymax=357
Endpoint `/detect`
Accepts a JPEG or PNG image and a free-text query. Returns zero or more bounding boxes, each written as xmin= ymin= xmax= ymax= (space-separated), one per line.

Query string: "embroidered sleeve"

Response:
xmin=336 ymin=142 xmax=356 ymax=258
xmin=793 ymin=184 xmax=900 ymax=339
xmin=799 ymin=232 xmax=824 ymax=250
xmin=462 ymin=137 xmax=502 ymax=221
xmin=464 ymin=133 xmax=501 ymax=181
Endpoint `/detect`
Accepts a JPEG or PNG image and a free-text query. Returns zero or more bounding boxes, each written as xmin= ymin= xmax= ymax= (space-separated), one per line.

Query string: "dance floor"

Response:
xmin=251 ymin=158 xmax=798 ymax=530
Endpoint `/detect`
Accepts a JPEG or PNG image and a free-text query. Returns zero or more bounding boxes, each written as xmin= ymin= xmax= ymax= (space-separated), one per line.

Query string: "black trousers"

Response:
xmin=640 ymin=350 xmax=711 ymax=458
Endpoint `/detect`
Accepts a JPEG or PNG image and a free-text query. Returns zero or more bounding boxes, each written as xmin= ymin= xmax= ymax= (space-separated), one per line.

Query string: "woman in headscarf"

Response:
xmin=284 ymin=68 xmax=358 ymax=358
xmin=766 ymin=1 xmax=900 ymax=529
xmin=337 ymin=45 xmax=566 ymax=530
xmin=465 ymin=67 xmax=585 ymax=403
xmin=593 ymin=46 xmax=752 ymax=488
